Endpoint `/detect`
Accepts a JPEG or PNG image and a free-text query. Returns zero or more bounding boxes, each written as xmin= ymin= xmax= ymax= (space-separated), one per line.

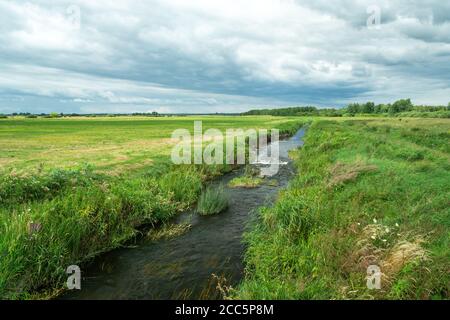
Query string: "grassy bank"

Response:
xmin=0 ymin=116 xmax=304 ymax=299
xmin=236 ymin=118 xmax=449 ymax=299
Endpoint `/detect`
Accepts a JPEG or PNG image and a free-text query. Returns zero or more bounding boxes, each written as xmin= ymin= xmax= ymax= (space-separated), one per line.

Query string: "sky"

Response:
xmin=0 ymin=0 xmax=449 ymax=114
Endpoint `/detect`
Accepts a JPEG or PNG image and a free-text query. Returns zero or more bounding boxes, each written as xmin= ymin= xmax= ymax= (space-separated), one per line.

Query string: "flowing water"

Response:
xmin=62 ymin=128 xmax=306 ymax=300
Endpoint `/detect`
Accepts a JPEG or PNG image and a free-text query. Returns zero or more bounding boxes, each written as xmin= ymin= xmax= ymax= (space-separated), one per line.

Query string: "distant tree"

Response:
xmin=49 ymin=112 xmax=60 ymax=118
xmin=389 ymin=99 xmax=413 ymax=114
xmin=346 ymin=103 xmax=360 ymax=114
xmin=374 ymin=104 xmax=383 ymax=113
xmin=361 ymin=102 xmax=375 ymax=113
xmin=151 ymin=111 xmax=159 ymax=116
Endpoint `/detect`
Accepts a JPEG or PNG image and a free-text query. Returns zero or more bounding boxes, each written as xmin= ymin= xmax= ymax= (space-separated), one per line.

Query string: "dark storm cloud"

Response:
xmin=0 ymin=0 xmax=449 ymax=113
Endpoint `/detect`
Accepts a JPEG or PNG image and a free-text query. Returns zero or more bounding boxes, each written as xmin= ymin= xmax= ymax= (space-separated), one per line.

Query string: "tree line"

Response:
xmin=242 ymin=99 xmax=450 ymax=117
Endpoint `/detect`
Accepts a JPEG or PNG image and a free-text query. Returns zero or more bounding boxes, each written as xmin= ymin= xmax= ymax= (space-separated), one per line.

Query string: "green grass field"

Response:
xmin=0 ymin=116 xmax=299 ymax=175
xmin=0 ymin=116 xmax=448 ymax=299
xmin=0 ymin=115 xmax=303 ymax=299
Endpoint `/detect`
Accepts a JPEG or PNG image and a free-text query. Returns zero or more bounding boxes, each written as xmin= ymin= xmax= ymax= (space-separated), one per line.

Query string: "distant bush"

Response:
xmin=242 ymin=106 xmax=345 ymax=117
xmin=396 ymin=111 xmax=450 ymax=118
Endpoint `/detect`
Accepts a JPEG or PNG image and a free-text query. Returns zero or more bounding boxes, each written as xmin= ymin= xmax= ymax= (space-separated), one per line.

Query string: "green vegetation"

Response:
xmin=228 ymin=176 xmax=264 ymax=188
xmin=197 ymin=185 xmax=229 ymax=216
xmin=0 ymin=116 xmax=301 ymax=174
xmin=1 ymin=114 xmax=448 ymax=300
xmin=228 ymin=164 xmax=282 ymax=188
xmin=147 ymin=223 xmax=192 ymax=241
xmin=229 ymin=165 xmax=264 ymax=188
xmin=0 ymin=164 xmax=209 ymax=299
xmin=0 ymin=116 xmax=304 ymax=299
xmin=244 ymin=106 xmax=342 ymax=117
xmin=242 ymin=99 xmax=450 ymax=118
xmin=235 ymin=118 xmax=449 ymax=299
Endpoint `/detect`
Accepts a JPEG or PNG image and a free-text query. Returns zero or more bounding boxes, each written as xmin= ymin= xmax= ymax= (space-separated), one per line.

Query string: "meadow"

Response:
xmin=0 ymin=115 xmax=448 ymax=300
xmin=235 ymin=118 xmax=449 ymax=299
xmin=0 ymin=115 xmax=303 ymax=299
xmin=0 ymin=116 xmax=300 ymax=174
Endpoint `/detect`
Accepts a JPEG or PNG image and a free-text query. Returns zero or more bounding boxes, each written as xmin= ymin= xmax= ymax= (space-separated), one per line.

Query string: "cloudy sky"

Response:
xmin=0 ymin=0 xmax=449 ymax=114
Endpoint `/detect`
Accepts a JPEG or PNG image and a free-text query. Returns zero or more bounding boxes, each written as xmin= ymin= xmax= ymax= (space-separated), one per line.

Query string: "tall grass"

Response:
xmin=0 ymin=165 xmax=98 ymax=206
xmin=236 ymin=119 xmax=450 ymax=300
xmin=0 ymin=165 xmax=210 ymax=298
xmin=197 ymin=186 xmax=229 ymax=216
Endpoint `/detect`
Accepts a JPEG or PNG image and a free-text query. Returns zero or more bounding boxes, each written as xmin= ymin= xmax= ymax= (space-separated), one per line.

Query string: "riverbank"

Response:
xmin=235 ymin=118 xmax=449 ymax=299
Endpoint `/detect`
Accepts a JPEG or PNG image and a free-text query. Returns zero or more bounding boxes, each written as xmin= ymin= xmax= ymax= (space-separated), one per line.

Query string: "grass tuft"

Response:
xmin=197 ymin=186 xmax=229 ymax=216
xmin=147 ymin=223 xmax=192 ymax=241
xmin=228 ymin=176 xmax=264 ymax=188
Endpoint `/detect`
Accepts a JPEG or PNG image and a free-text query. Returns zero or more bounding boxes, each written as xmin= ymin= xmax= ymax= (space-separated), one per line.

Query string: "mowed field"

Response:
xmin=0 ymin=116 xmax=300 ymax=174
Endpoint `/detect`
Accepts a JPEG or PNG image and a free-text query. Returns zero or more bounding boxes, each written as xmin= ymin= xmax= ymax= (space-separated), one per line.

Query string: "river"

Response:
xmin=62 ymin=128 xmax=306 ymax=299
